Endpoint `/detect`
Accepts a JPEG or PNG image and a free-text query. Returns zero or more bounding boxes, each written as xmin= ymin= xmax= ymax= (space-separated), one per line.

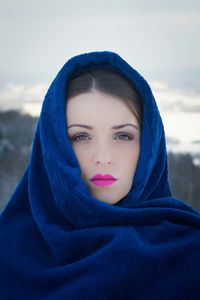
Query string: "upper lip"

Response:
xmin=90 ymin=174 xmax=117 ymax=181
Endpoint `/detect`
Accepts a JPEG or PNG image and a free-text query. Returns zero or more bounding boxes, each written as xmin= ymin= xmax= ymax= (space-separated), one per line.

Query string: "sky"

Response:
xmin=0 ymin=0 xmax=200 ymax=153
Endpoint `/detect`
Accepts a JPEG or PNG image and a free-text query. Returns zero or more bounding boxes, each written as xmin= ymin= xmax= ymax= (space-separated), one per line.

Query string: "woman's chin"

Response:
xmin=90 ymin=190 xmax=120 ymax=205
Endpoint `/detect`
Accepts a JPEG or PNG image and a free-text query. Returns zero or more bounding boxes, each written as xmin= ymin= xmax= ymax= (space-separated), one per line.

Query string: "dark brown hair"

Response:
xmin=66 ymin=68 xmax=143 ymax=129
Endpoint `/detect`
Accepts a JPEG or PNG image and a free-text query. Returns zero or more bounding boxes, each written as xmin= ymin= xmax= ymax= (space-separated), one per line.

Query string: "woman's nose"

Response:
xmin=95 ymin=160 xmax=112 ymax=166
xmin=94 ymin=144 xmax=113 ymax=166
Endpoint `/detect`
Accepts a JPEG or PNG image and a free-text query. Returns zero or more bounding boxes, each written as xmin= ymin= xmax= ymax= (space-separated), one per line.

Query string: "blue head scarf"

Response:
xmin=1 ymin=51 xmax=200 ymax=299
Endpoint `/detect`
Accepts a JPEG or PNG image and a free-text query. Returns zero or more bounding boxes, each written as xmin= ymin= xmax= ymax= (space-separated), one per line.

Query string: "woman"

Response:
xmin=66 ymin=68 xmax=142 ymax=206
xmin=0 ymin=51 xmax=200 ymax=299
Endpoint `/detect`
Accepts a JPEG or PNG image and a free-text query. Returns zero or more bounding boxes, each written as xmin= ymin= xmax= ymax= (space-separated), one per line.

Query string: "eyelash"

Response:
xmin=70 ymin=132 xmax=134 ymax=142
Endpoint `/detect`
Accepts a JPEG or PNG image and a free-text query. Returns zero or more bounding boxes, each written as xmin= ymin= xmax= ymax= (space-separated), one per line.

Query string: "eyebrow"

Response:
xmin=67 ymin=123 xmax=139 ymax=130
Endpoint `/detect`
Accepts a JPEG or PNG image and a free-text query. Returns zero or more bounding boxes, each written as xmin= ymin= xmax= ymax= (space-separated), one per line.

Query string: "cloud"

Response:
xmin=150 ymin=80 xmax=200 ymax=113
xmin=174 ymin=11 xmax=200 ymax=25
xmin=0 ymin=83 xmax=47 ymax=115
xmin=1 ymin=80 xmax=200 ymax=114
xmin=0 ymin=80 xmax=199 ymax=150
xmin=0 ymin=80 xmax=200 ymax=117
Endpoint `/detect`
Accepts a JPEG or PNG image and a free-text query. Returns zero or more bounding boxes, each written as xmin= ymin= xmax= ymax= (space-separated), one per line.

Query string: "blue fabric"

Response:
xmin=0 ymin=51 xmax=200 ymax=300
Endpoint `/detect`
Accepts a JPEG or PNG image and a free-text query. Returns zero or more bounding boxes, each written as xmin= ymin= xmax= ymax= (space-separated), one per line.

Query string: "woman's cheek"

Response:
xmin=73 ymin=146 xmax=91 ymax=165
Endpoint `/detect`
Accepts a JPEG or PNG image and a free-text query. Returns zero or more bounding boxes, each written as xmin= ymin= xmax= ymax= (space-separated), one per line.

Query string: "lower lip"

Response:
xmin=91 ymin=179 xmax=117 ymax=187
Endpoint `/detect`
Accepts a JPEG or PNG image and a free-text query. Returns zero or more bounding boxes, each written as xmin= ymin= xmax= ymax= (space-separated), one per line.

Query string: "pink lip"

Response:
xmin=90 ymin=174 xmax=117 ymax=187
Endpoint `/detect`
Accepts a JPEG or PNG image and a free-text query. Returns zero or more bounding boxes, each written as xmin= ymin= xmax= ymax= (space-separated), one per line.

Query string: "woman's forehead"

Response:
xmin=66 ymin=92 xmax=139 ymax=127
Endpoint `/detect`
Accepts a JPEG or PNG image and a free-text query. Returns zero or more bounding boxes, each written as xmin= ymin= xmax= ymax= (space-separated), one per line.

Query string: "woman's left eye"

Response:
xmin=115 ymin=134 xmax=133 ymax=141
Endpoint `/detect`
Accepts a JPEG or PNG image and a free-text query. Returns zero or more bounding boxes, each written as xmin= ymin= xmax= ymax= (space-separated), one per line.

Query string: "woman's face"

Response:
xmin=66 ymin=91 xmax=140 ymax=205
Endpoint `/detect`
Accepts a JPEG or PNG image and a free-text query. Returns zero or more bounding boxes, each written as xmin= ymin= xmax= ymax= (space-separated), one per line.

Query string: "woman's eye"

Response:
xmin=71 ymin=134 xmax=90 ymax=142
xmin=115 ymin=134 xmax=133 ymax=141
xmin=70 ymin=133 xmax=134 ymax=142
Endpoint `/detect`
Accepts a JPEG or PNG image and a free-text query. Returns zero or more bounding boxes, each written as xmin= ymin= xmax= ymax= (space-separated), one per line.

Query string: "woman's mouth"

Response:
xmin=90 ymin=174 xmax=117 ymax=187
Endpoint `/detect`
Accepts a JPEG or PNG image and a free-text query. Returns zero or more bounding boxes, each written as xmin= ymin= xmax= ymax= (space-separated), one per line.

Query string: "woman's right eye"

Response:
xmin=71 ymin=134 xmax=90 ymax=142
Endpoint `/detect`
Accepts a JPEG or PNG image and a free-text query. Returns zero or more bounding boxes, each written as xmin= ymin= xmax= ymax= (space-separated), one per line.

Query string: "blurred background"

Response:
xmin=0 ymin=0 xmax=200 ymax=212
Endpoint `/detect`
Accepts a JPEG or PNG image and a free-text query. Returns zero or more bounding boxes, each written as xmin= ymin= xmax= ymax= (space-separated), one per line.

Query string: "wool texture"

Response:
xmin=0 ymin=51 xmax=200 ymax=300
